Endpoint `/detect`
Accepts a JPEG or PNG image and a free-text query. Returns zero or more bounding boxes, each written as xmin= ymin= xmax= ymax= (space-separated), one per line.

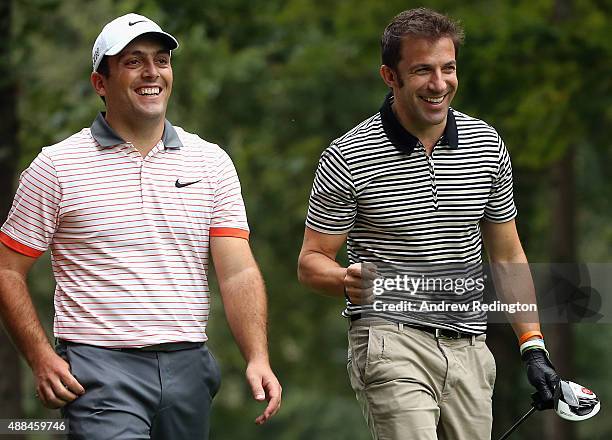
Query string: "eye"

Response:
xmin=443 ymin=65 xmax=456 ymax=73
xmin=156 ymin=57 xmax=170 ymax=66
xmin=125 ymin=58 xmax=141 ymax=67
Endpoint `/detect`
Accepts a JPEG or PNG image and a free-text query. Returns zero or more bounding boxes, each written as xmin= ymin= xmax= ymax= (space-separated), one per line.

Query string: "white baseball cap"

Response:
xmin=92 ymin=13 xmax=179 ymax=72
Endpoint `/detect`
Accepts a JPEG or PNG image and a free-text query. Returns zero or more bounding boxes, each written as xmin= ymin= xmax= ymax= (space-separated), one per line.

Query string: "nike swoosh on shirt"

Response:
xmin=175 ymin=179 xmax=202 ymax=188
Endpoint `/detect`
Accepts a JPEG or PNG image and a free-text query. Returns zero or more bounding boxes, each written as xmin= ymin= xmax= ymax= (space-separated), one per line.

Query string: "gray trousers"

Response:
xmin=56 ymin=341 xmax=221 ymax=440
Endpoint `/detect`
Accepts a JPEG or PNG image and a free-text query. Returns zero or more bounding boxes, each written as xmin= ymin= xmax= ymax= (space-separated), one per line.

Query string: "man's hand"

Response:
xmin=522 ymin=349 xmax=559 ymax=410
xmin=344 ymin=262 xmax=378 ymax=305
xmin=32 ymin=349 xmax=85 ymax=409
xmin=0 ymin=243 xmax=85 ymax=409
xmin=245 ymin=360 xmax=282 ymax=425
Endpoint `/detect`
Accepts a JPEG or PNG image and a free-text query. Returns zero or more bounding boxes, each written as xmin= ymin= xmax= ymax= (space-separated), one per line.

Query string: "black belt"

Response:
xmin=135 ymin=341 xmax=203 ymax=352
xmin=413 ymin=326 xmax=475 ymax=340
xmin=349 ymin=315 xmax=478 ymax=339
xmin=57 ymin=339 xmax=203 ymax=352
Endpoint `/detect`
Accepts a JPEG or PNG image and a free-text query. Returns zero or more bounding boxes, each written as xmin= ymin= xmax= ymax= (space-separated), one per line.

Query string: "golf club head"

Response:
xmin=554 ymin=380 xmax=601 ymax=421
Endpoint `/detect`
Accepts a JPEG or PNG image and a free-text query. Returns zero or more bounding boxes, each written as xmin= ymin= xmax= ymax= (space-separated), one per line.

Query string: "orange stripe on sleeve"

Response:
xmin=209 ymin=227 xmax=250 ymax=240
xmin=0 ymin=232 xmax=45 ymax=258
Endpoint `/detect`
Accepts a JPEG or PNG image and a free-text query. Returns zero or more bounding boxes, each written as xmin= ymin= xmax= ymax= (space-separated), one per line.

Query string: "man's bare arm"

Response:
xmin=297 ymin=227 xmax=376 ymax=304
xmin=482 ymin=218 xmax=560 ymax=406
xmin=210 ymin=236 xmax=281 ymax=425
xmin=0 ymin=242 xmax=84 ymax=408
xmin=481 ymin=219 xmax=541 ymax=340
xmin=297 ymin=227 xmax=347 ymax=296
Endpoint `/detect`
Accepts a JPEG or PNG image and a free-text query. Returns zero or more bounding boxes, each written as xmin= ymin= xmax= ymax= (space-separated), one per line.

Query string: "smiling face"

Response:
xmin=91 ymin=35 xmax=173 ymax=127
xmin=382 ymin=36 xmax=458 ymax=136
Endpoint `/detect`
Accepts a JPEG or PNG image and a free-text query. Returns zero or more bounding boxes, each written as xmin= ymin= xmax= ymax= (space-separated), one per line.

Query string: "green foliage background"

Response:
xmin=7 ymin=0 xmax=611 ymax=439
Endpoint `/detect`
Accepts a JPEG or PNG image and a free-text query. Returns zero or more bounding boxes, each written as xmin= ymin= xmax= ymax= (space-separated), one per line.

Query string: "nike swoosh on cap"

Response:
xmin=175 ymin=179 xmax=202 ymax=188
xmin=129 ymin=20 xmax=147 ymax=26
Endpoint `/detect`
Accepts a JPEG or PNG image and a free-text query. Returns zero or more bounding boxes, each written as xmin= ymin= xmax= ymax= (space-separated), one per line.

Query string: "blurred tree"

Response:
xmin=4 ymin=0 xmax=611 ymax=439
xmin=544 ymin=0 xmax=576 ymax=437
xmin=0 ymin=0 xmax=26 ymax=436
xmin=457 ymin=1 xmax=610 ymax=438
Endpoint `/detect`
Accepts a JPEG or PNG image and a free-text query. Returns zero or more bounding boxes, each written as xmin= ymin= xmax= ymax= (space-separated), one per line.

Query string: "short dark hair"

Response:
xmin=96 ymin=55 xmax=110 ymax=78
xmin=381 ymin=8 xmax=465 ymax=71
xmin=95 ymin=56 xmax=109 ymax=104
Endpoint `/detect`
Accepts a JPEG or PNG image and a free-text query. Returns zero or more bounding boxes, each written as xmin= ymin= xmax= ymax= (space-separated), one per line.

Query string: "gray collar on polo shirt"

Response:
xmin=90 ymin=112 xmax=183 ymax=149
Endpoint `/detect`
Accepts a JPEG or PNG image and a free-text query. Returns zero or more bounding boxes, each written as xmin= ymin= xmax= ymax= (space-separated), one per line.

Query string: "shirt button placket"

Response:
xmin=141 ymin=153 xmax=153 ymax=216
xmin=140 ymin=145 xmax=161 ymax=224
xmin=136 ymin=152 xmax=145 ymax=205
xmin=126 ymin=143 xmax=145 ymax=206
xmin=420 ymin=143 xmax=439 ymax=211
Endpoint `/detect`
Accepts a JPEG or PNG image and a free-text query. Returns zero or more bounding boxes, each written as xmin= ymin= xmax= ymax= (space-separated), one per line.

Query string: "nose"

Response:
xmin=428 ymin=69 xmax=446 ymax=93
xmin=142 ymin=57 xmax=160 ymax=79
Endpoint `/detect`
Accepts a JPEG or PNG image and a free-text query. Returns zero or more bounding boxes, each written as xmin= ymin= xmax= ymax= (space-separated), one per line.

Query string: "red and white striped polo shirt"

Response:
xmin=1 ymin=113 xmax=249 ymax=347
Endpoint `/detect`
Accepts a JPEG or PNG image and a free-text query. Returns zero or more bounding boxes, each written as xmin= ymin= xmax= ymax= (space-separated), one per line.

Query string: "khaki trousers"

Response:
xmin=347 ymin=323 xmax=496 ymax=440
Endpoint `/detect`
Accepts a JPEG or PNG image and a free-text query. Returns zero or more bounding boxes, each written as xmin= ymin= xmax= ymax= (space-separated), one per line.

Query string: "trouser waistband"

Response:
xmin=349 ymin=317 xmax=482 ymax=340
xmin=56 ymin=339 xmax=204 ymax=352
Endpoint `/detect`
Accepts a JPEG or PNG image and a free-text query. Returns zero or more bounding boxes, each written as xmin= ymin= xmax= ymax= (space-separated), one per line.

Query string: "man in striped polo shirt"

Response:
xmin=298 ymin=8 xmax=557 ymax=440
xmin=0 ymin=13 xmax=280 ymax=439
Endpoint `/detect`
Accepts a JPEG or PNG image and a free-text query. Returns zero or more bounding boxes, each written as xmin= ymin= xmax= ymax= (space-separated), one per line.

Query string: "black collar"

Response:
xmin=379 ymin=92 xmax=458 ymax=155
xmin=90 ymin=112 xmax=183 ymax=149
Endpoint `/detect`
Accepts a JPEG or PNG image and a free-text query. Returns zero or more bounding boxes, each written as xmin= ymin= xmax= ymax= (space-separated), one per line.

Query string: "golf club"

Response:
xmin=497 ymin=380 xmax=600 ymax=440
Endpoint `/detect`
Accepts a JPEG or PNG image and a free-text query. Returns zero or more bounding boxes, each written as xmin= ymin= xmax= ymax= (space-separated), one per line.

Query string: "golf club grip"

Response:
xmin=497 ymin=407 xmax=537 ymax=440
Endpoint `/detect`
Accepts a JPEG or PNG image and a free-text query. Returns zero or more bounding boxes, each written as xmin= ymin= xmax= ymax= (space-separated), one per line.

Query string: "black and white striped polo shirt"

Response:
xmin=306 ymin=93 xmax=517 ymax=334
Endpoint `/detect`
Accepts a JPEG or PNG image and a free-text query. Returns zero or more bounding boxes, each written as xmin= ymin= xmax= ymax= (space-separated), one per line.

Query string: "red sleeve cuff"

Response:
xmin=209 ymin=227 xmax=250 ymax=240
xmin=0 ymin=232 xmax=45 ymax=258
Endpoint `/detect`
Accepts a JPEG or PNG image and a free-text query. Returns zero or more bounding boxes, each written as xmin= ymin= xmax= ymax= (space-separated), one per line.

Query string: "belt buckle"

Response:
xmin=435 ymin=328 xmax=461 ymax=339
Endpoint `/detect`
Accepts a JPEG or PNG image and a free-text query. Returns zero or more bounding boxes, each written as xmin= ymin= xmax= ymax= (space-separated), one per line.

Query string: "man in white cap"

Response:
xmin=0 ymin=13 xmax=281 ymax=439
